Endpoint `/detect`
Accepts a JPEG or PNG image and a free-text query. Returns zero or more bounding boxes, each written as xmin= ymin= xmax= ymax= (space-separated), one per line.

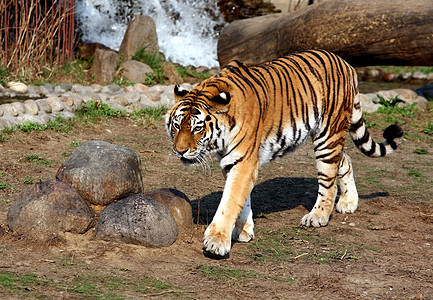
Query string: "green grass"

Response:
xmin=129 ymin=106 xmax=167 ymax=127
xmin=0 ymin=172 xmax=12 ymax=190
xmin=370 ymin=65 xmax=433 ymax=75
xmin=247 ymin=226 xmax=358 ymax=263
xmin=75 ymin=100 xmax=126 ymax=122
xmin=0 ymin=270 xmax=183 ymax=299
xmin=176 ymin=66 xmax=212 ymax=80
xmin=413 ymin=148 xmax=429 ymax=155
xmin=22 ymin=175 xmax=34 ymax=184
xmin=372 ymin=95 xmax=417 ymax=124
xmin=23 ymin=154 xmax=53 ymax=166
xmin=423 ymin=121 xmax=433 ymax=135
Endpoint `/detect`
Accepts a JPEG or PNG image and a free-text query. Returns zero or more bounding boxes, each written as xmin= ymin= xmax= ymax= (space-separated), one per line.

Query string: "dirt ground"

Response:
xmin=0 ymin=101 xmax=432 ymax=299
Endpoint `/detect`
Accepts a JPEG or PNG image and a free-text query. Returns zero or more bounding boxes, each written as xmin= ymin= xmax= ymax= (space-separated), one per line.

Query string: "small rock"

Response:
xmin=91 ymin=84 xmax=103 ymax=93
xmin=4 ymin=103 xmax=19 ymax=117
xmin=36 ymin=99 xmax=52 ymax=113
xmin=102 ymin=84 xmax=122 ymax=93
xmin=112 ymin=95 xmax=129 ymax=106
xmin=0 ymin=106 xmax=3 ymax=117
xmin=349 ymin=222 xmax=356 ymax=227
xmin=11 ymin=102 xmax=26 ymax=114
xmin=7 ymin=82 xmax=28 ymax=93
xmin=124 ymin=91 xmax=141 ymax=103
xmin=40 ymin=83 xmax=55 ymax=95
xmin=399 ymin=72 xmax=412 ymax=81
xmin=23 ymin=100 xmax=39 ymax=115
xmin=7 ymin=179 xmax=95 ymax=239
xmin=143 ymin=90 xmax=162 ymax=102
xmin=56 ymin=141 xmax=144 ymax=206
xmin=412 ymin=71 xmax=427 ymax=80
xmin=95 ymin=193 xmax=178 ymax=247
xmin=119 ymin=60 xmax=153 ymax=83
xmin=45 ymin=96 xmax=65 ymax=112
xmin=382 ymin=72 xmax=397 ymax=82
xmin=61 ymin=96 xmax=75 ymax=107
xmin=365 ymin=69 xmax=382 ymax=80
xmin=59 ymin=82 xmax=73 ymax=91
xmin=134 ymin=83 xmax=150 ymax=93
xmin=143 ymin=188 xmax=193 ymax=228
xmin=393 ymin=88 xmax=418 ymax=101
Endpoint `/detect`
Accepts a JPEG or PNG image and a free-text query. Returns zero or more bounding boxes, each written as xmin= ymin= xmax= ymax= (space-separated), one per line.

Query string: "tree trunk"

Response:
xmin=217 ymin=0 xmax=433 ymax=67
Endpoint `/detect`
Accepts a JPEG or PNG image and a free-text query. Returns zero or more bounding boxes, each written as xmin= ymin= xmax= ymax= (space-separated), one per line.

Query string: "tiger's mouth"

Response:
xmin=180 ymin=157 xmax=196 ymax=166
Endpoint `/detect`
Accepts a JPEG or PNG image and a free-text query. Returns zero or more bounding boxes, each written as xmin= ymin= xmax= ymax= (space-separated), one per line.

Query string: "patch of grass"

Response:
xmin=23 ymin=175 xmax=34 ymax=184
xmin=371 ymin=65 xmax=433 ymax=75
xmin=373 ymin=95 xmax=417 ymax=123
xmin=75 ymin=100 xmax=126 ymax=122
xmin=0 ymin=134 xmax=7 ymax=142
xmin=405 ymin=166 xmax=425 ymax=181
xmin=0 ymin=65 xmax=8 ymax=85
xmin=176 ymin=66 xmax=212 ymax=80
xmin=23 ymin=154 xmax=53 ymax=166
xmin=14 ymin=116 xmax=74 ymax=133
xmin=423 ymin=121 xmax=433 ymax=135
xmin=248 ymin=226 xmax=359 ymax=263
xmin=129 ymin=107 xmax=167 ymax=127
xmin=413 ymin=148 xmax=429 ymax=155
xmin=0 ymin=172 xmax=12 ymax=190
xmin=0 ymin=272 xmax=47 ymax=297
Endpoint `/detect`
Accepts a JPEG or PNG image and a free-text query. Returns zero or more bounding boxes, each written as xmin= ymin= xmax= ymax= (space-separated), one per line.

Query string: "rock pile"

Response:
xmin=7 ymin=141 xmax=192 ymax=247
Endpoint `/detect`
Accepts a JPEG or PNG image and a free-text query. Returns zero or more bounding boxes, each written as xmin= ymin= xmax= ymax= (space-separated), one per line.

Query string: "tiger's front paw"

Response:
xmin=203 ymin=223 xmax=231 ymax=258
xmin=301 ymin=210 xmax=330 ymax=227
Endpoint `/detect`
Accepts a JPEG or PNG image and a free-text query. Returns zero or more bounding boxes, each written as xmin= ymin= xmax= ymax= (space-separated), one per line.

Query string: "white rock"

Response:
xmin=7 ymin=82 xmax=28 ymax=93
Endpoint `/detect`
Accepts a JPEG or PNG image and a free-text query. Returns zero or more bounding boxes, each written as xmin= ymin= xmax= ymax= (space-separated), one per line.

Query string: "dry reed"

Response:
xmin=0 ymin=0 xmax=76 ymax=78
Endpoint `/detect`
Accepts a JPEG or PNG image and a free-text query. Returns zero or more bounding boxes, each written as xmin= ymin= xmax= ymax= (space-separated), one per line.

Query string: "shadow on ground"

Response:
xmin=192 ymin=177 xmax=390 ymax=224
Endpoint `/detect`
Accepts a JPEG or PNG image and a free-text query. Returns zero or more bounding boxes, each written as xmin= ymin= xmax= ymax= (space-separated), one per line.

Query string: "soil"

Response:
xmin=0 ymin=105 xmax=432 ymax=299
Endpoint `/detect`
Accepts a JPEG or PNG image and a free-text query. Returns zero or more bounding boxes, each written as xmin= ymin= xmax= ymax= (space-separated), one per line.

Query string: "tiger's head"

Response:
xmin=165 ymin=80 xmax=232 ymax=165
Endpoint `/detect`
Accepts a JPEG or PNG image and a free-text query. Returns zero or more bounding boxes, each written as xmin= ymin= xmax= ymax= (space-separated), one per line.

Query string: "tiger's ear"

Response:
xmin=210 ymin=92 xmax=231 ymax=113
xmin=174 ymin=84 xmax=189 ymax=102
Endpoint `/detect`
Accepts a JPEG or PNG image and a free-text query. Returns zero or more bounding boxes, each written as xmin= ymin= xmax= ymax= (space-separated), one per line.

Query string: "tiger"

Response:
xmin=165 ymin=49 xmax=403 ymax=258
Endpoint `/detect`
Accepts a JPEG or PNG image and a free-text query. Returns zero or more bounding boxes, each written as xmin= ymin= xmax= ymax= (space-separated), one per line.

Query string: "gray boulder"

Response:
xmin=56 ymin=141 xmax=143 ymax=206
xmin=143 ymin=188 xmax=193 ymax=228
xmin=119 ymin=15 xmax=159 ymax=60
xmin=119 ymin=60 xmax=154 ymax=83
xmin=7 ymin=179 xmax=94 ymax=239
xmin=91 ymin=48 xmax=120 ymax=85
xmin=95 ymin=194 xmax=178 ymax=247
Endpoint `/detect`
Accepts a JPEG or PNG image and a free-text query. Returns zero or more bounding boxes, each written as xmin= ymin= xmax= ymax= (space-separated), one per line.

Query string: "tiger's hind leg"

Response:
xmin=336 ymin=150 xmax=359 ymax=214
xmin=231 ymin=195 xmax=255 ymax=242
xmin=301 ymin=139 xmax=344 ymax=227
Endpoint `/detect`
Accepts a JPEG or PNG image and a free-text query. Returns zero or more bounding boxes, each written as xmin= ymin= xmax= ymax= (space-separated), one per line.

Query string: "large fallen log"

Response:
xmin=217 ymin=0 xmax=433 ymax=67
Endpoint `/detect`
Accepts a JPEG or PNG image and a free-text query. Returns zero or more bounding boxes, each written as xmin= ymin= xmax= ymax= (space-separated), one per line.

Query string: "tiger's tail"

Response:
xmin=349 ymin=93 xmax=403 ymax=157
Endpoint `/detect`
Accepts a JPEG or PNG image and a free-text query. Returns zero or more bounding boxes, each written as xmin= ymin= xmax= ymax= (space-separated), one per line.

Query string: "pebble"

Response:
xmin=0 ymin=80 xmax=429 ymax=130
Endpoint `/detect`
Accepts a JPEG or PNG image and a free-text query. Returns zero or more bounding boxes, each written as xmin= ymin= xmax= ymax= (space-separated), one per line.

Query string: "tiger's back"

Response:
xmin=224 ymin=50 xmax=359 ymax=166
xmin=166 ymin=49 xmax=403 ymax=258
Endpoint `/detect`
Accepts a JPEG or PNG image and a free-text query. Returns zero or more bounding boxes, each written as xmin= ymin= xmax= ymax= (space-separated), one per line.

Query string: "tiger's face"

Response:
xmin=166 ymin=84 xmax=231 ymax=165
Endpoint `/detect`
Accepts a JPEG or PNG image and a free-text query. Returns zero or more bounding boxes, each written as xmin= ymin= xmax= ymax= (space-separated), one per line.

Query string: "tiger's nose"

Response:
xmin=176 ymin=148 xmax=188 ymax=156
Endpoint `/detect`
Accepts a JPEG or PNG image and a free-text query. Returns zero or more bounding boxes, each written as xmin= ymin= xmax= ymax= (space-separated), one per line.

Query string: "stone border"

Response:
xmin=0 ymin=82 xmax=429 ymax=130
xmin=0 ymin=82 xmax=194 ymax=129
